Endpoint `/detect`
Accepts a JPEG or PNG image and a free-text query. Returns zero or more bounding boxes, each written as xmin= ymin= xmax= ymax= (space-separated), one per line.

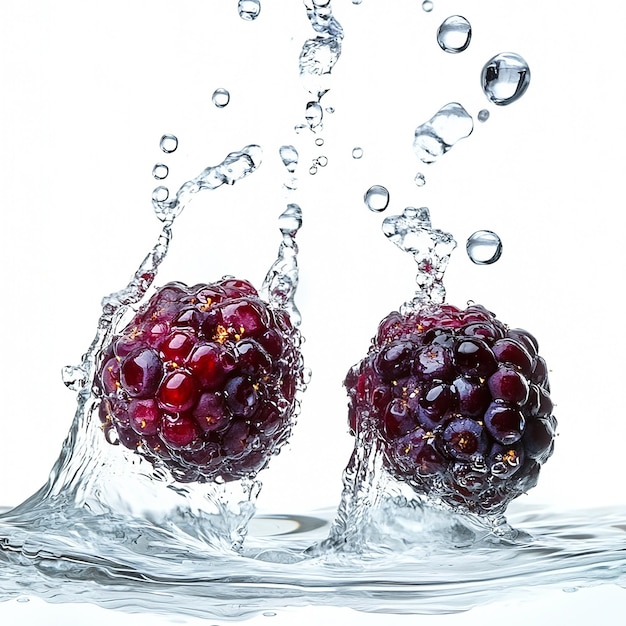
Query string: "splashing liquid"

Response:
xmin=413 ymin=103 xmax=474 ymax=164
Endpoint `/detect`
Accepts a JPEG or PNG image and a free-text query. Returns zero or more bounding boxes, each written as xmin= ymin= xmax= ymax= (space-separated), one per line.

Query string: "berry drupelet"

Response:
xmin=95 ymin=278 xmax=303 ymax=483
xmin=345 ymin=303 xmax=556 ymax=515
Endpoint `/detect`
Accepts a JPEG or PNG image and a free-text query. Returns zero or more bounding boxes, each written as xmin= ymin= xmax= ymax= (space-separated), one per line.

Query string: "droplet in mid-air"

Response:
xmin=305 ymin=101 xmax=323 ymax=131
xmin=466 ymin=230 xmax=503 ymax=265
xmin=413 ymin=103 xmax=474 ymax=164
xmin=478 ymin=109 xmax=490 ymax=123
xmin=437 ymin=15 xmax=472 ymax=53
xmin=238 ymin=0 xmax=261 ymax=21
xmin=160 ymin=134 xmax=178 ymax=153
xmin=352 ymin=147 xmax=363 ymax=159
xmin=414 ymin=172 xmax=426 ymax=187
xmin=364 ymin=185 xmax=390 ymax=213
xmin=481 ymin=53 xmax=531 ymax=106
xmin=212 ymin=88 xmax=231 ymax=108
xmin=152 ymin=163 xmax=169 ymax=180
xmin=422 ymin=1 xmax=434 ymax=12
xmin=315 ymin=137 xmax=324 ymax=147
xmin=279 ymin=145 xmax=299 ymax=173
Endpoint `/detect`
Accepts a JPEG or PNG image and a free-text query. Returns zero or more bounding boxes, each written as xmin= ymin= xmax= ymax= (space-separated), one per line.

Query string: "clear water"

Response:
xmin=151 ymin=163 xmax=169 ymax=180
xmin=437 ymin=15 xmax=472 ymax=54
xmin=414 ymin=171 xmax=426 ymax=187
xmin=364 ymin=184 xmax=390 ymax=213
xmin=481 ymin=52 xmax=531 ymax=106
xmin=2 ymin=0 xmax=625 ymax=621
xmin=238 ymin=0 xmax=261 ymax=22
xmin=352 ymin=146 xmax=363 ymax=159
xmin=466 ymin=229 xmax=503 ymax=265
xmin=212 ymin=87 xmax=231 ymax=108
xmin=413 ymin=102 xmax=474 ymax=164
xmin=478 ymin=108 xmax=490 ymax=122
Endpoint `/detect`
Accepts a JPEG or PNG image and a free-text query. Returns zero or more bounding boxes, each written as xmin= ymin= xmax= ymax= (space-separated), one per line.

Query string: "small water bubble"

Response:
xmin=352 ymin=147 xmax=363 ymax=159
xmin=316 ymin=155 xmax=328 ymax=167
xmin=478 ymin=109 xmax=490 ymax=122
xmin=279 ymin=145 xmax=299 ymax=173
xmin=413 ymin=102 xmax=474 ymax=164
xmin=466 ymin=230 xmax=503 ymax=265
xmin=238 ymin=0 xmax=261 ymax=21
xmin=437 ymin=15 xmax=472 ymax=54
xmin=212 ymin=88 xmax=231 ymax=108
xmin=315 ymin=137 xmax=324 ymax=146
xmin=364 ymin=185 xmax=390 ymax=213
xmin=481 ymin=52 xmax=531 ymax=106
xmin=152 ymin=186 xmax=170 ymax=203
xmin=152 ymin=163 xmax=169 ymax=180
xmin=16 ymin=596 xmax=30 ymax=603
xmin=262 ymin=612 xmax=277 ymax=617
xmin=309 ymin=164 xmax=318 ymax=175
xmin=160 ymin=134 xmax=178 ymax=153
xmin=414 ymin=172 xmax=426 ymax=187
xmin=352 ymin=0 xmax=362 ymax=4
xmin=325 ymin=106 xmax=335 ymax=114
xmin=422 ymin=1 xmax=434 ymax=12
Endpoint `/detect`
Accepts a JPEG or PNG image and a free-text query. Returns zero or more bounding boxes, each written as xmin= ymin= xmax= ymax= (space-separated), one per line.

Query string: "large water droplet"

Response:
xmin=160 ymin=134 xmax=178 ymax=153
xmin=279 ymin=145 xmax=298 ymax=173
xmin=466 ymin=230 xmax=503 ymax=265
xmin=413 ymin=103 xmax=474 ymax=164
xmin=481 ymin=53 xmax=531 ymax=106
xmin=212 ymin=88 xmax=231 ymax=108
xmin=238 ymin=0 xmax=261 ymax=21
xmin=437 ymin=16 xmax=471 ymax=54
xmin=152 ymin=163 xmax=169 ymax=180
xmin=364 ymin=185 xmax=390 ymax=213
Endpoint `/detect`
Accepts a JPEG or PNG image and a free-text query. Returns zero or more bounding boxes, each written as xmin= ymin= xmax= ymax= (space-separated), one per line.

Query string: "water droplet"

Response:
xmin=414 ymin=172 xmax=426 ymax=187
xmin=262 ymin=612 xmax=277 ymax=618
xmin=478 ymin=109 xmax=490 ymax=123
xmin=305 ymin=101 xmax=323 ymax=131
xmin=466 ymin=230 xmax=503 ymax=265
xmin=352 ymin=147 xmax=363 ymax=159
xmin=364 ymin=185 xmax=390 ymax=213
xmin=278 ymin=203 xmax=302 ymax=237
xmin=413 ymin=102 xmax=474 ymax=164
xmin=309 ymin=164 xmax=318 ymax=175
xmin=152 ymin=186 xmax=170 ymax=203
xmin=212 ymin=88 xmax=231 ymax=108
xmin=316 ymin=155 xmax=328 ymax=167
xmin=279 ymin=145 xmax=298 ymax=173
xmin=325 ymin=106 xmax=335 ymax=114
xmin=422 ymin=1 xmax=434 ymax=12
xmin=152 ymin=163 xmax=169 ymax=180
xmin=315 ymin=137 xmax=324 ymax=146
xmin=238 ymin=0 xmax=261 ymax=21
xmin=16 ymin=596 xmax=30 ymax=604
xmin=160 ymin=134 xmax=178 ymax=153
xmin=481 ymin=53 xmax=531 ymax=106
xmin=437 ymin=15 xmax=471 ymax=54
xmin=352 ymin=0 xmax=362 ymax=4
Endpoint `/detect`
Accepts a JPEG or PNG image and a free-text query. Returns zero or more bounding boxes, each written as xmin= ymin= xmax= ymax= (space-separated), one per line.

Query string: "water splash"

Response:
xmin=481 ymin=53 xmax=531 ymax=106
xmin=382 ymin=206 xmax=456 ymax=308
xmin=437 ymin=15 xmax=472 ymax=54
xmin=212 ymin=87 xmax=231 ymax=108
xmin=152 ymin=144 xmax=262 ymax=223
xmin=466 ymin=230 xmax=503 ymax=265
xmin=261 ymin=204 xmax=303 ymax=325
xmin=364 ymin=185 xmax=390 ymax=213
xmin=298 ymin=0 xmax=344 ymax=130
xmin=238 ymin=0 xmax=261 ymax=21
xmin=413 ymin=103 xmax=474 ymax=164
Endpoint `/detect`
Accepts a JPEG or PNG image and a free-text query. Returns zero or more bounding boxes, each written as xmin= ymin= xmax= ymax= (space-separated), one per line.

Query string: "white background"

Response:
xmin=1 ymin=0 xmax=625 ymax=623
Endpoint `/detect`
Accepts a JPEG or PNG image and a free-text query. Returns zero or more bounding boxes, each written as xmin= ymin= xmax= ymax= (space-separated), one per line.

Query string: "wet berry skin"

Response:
xmin=345 ymin=303 xmax=556 ymax=515
xmin=95 ymin=279 xmax=303 ymax=483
